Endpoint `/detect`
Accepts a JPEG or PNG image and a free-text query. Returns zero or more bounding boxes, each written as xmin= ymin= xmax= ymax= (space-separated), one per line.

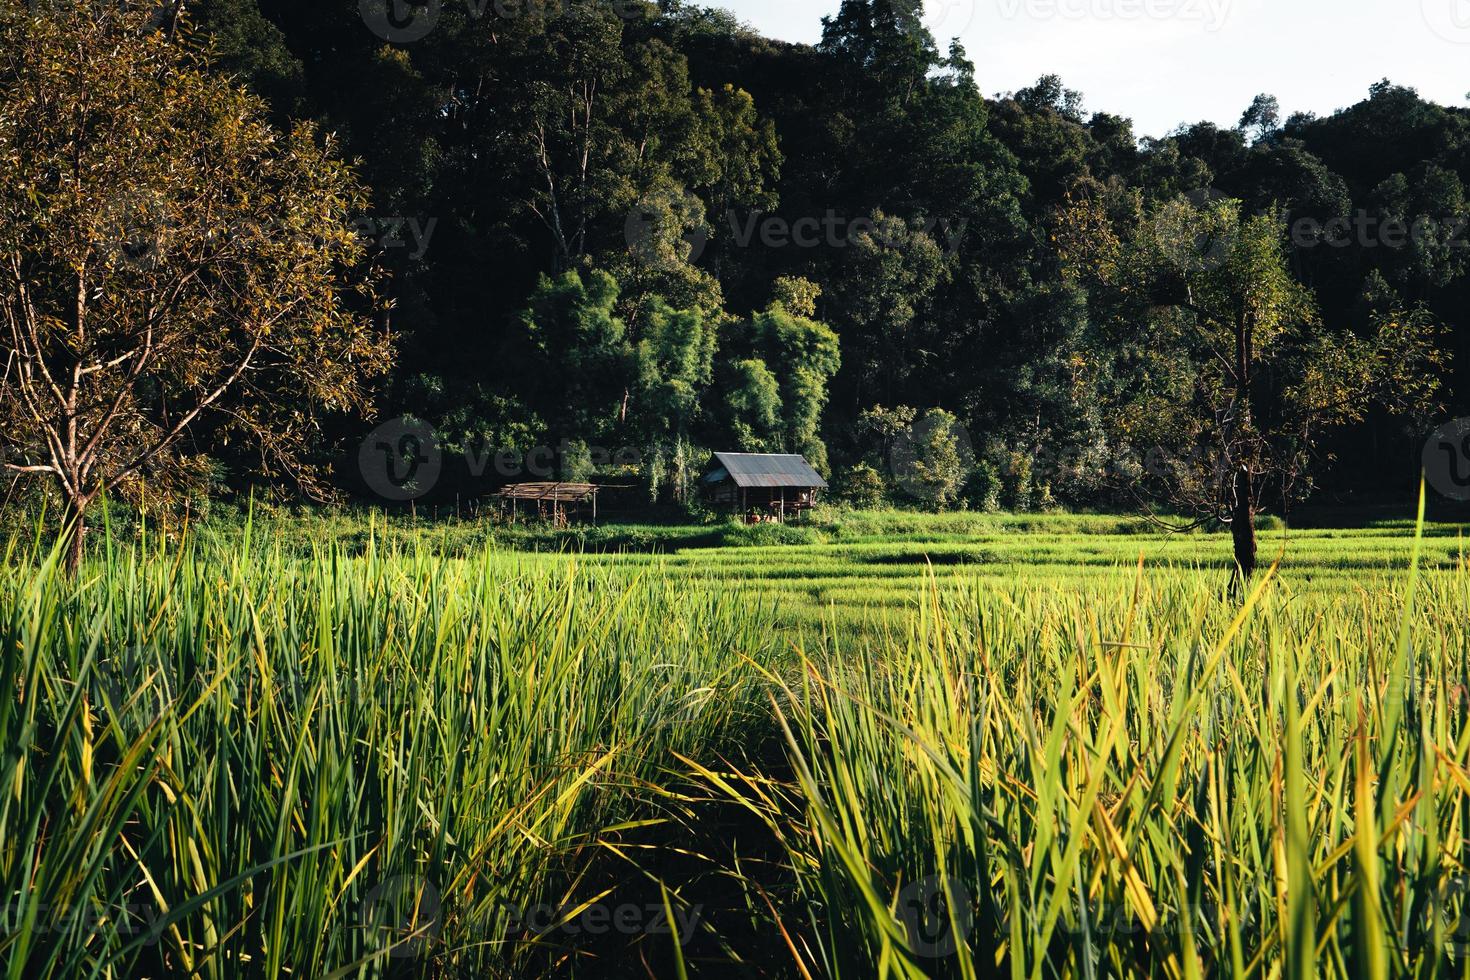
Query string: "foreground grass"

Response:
xmin=4 ymin=507 xmax=1470 ymax=976
xmin=0 ymin=531 xmax=778 ymax=977
xmin=747 ymin=556 xmax=1470 ymax=977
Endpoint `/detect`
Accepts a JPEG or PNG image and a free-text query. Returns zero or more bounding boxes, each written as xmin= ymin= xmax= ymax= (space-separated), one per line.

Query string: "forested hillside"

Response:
xmin=188 ymin=0 xmax=1470 ymax=510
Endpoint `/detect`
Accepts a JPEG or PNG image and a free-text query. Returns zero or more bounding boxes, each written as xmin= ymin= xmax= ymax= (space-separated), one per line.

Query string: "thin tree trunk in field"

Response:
xmin=1231 ymin=309 xmax=1257 ymax=583
xmin=1232 ymin=466 xmax=1256 ymax=581
xmin=64 ymin=499 xmax=87 ymax=576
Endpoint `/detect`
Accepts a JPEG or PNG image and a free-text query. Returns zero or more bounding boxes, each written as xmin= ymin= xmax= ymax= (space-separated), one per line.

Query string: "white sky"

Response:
xmin=720 ymin=0 xmax=1470 ymax=138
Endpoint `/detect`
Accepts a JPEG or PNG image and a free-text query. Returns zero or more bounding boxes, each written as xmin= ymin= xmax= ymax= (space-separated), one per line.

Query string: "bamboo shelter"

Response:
xmin=495 ymin=482 xmax=600 ymax=526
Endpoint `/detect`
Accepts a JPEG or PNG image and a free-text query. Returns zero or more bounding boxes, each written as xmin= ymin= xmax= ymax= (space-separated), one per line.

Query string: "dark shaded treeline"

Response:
xmin=189 ymin=0 xmax=1469 ymax=509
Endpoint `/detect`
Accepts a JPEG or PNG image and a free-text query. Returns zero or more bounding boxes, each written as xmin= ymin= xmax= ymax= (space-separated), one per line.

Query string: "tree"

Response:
xmin=855 ymin=403 xmax=918 ymax=466
xmin=50 ymin=1 xmax=1462 ymax=515
xmin=184 ymin=0 xmax=306 ymax=121
xmin=713 ymin=280 xmax=839 ymax=461
xmin=738 ymin=290 xmax=841 ymax=471
xmin=687 ymin=83 xmax=782 ymax=274
xmin=0 ymin=5 xmax=392 ymax=571
xmin=894 ymin=407 xmax=970 ymax=509
xmin=1015 ymin=74 xmax=1086 ymax=123
xmin=632 ymin=299 xmax=718 ymax=443
xmin=1239 ymin=93 xmax=1281 ymax=144
xmin=819 ymin=0 xmax=938 ymax=96
xmin=835 ymin=462 xmax=887 ymax=507
xmin=1059 ymin=191 xmax=1441 ymax=579
xmin=514 ymin=267 xmax=722 ymax=466
xmin=963 ymin=281 xmax=1106 ymax=507
xmin=458 ymin=0 xmax=722 ymax=275
xmin=722 ymin=358 xmax=783 ymax=451
xmin=515 ymin=269 xmax=631 ymax=440
xmin=824 ymin=211 xmax=945 ymax=411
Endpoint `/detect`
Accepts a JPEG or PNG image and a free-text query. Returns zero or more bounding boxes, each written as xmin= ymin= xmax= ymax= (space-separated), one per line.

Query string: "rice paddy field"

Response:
xmin=561 ymin=514 xmax=1470 ymax=635
xmin=6 ymin=502 xmax=1470 ymax=977
xmin=210 ymin=505 xmax=1470 ymax=634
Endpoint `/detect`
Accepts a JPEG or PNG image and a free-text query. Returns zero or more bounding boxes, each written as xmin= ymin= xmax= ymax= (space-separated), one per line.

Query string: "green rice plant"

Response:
xmin=0 ymin=521 xmax=778 ymax=978
xmin=733 ymin=503 xmax=1470 ymax=977
xmin=5 ymin=500 xmax=1470 ymax=977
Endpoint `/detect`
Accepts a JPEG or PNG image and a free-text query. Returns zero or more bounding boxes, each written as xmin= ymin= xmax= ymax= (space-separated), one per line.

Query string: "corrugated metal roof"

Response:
xmin=706 ymin=453 xmax=828 ymax=489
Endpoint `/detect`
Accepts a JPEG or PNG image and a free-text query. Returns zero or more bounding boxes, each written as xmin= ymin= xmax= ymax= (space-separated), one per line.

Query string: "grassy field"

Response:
xmin=192 ymin=503 xmax=1469 ymax=633
xmin=570 ymin=513 xmax=1468 ymax=634
xmin=4 ymin=503 xmax=1470 ymax=977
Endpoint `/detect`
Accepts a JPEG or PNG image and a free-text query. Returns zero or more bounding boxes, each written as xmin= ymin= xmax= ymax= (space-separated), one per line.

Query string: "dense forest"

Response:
xmin=30 ymin=0 xmax=1470 ymax=516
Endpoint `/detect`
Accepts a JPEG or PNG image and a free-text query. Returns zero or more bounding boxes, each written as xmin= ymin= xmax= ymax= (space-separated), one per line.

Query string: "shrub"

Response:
xmin=1005 ymin=450 xmax=1035 ymax=512
xmin=965 ymin=460 xmax=1003 ymax=513
xmin=896 ymin=408 xmax=972 ymax=510
xmin=836 ymin=463 xmax=888 ymax=508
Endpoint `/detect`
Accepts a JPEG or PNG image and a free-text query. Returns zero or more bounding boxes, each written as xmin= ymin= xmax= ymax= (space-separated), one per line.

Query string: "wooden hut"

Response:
xmin=700 ymin=452 xmax=827 ymax=523
xmin=496 ymin=482 xmax=599 ymax=526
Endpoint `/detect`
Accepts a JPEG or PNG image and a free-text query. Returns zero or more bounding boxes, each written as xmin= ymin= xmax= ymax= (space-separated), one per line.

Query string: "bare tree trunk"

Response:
xmin=64 ymin=497 xmax=88 ymax=576
xmin=1231 ymin=307 xmax=1257 ymax=584
xmin=1231 ymin=465 xmax=1256 ymax=582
